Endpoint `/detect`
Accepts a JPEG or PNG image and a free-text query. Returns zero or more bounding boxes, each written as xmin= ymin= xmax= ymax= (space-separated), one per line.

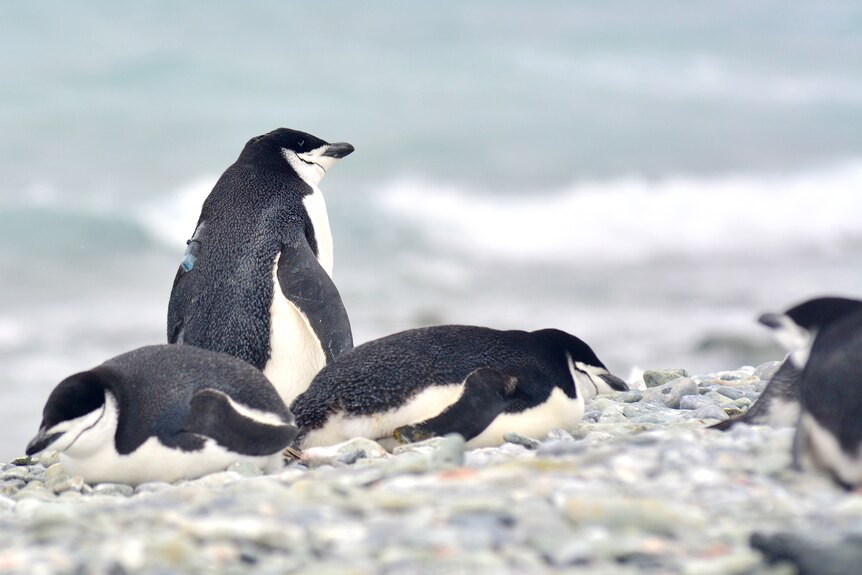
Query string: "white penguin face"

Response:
xmin=26 ymin=390 xmax=116 ymax=458
xmin=762 ymin=313 xmax=814 ymax=369
xmin=282 ymin=143 xmax=351 ymax=187
xmin=567 ymin=355 xmax=628 ymax=400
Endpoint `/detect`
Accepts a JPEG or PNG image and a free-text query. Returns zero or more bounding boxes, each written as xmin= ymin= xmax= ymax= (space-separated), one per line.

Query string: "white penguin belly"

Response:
xmin=466 ymin=388 xmax=585 ymax=448
xmin=301 ymin=384 xmax=467 ymax=448
xmin=264 ymin=258 xmax=328 ymax=406
xmin=60 ymin=438 xmax=283 ymax=486
xmin=801 ymin=412 xmax=862 ymax=486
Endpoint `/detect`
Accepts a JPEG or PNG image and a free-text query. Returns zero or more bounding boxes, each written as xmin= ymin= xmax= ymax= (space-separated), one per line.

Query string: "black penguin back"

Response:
xmin=291 ymin=325 xmax=585 ymax=430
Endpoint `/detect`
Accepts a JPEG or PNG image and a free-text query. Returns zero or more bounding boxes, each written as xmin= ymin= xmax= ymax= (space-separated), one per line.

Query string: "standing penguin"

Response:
xmin=759 ymin=296 xmax=862 ymax=488
xmin=290 ymin=325 xmax=628 ymax=449
xmin=167 ymin=128 xmax=354 ymax=406
xmin=25 ymin=345 xmax=298 ymax=485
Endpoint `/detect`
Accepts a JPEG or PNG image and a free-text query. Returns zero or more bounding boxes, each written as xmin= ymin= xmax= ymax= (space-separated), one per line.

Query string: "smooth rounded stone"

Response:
xmin=504 ymin=432 xmax=540 ymax=450
xmin=430 ymin=433 xmax=465 ymax=468
xmin=704 ymin=390 xmax=734 ymax=405
xmin=643 ymin=368 xmax=689 ymax=388
xmin=612 ymin=390 xmax=644 ymax=403
xmin=716 ymin=386 xmax=746 ymax=400
xmin=685 ymin=404 xmax=730 ymax=422
xmin=732 ymin=397 xmax=753 ymax=409
xmin=93 ymin=483 xmax=135 ymax=497
xmin=622 ymin=402 xmax=667 ymax=420
xmin=679 ymin=394 xmax=715 ymax=411
xmin=9 ymin=456 xmax=34 ymax=466
xmin=641 ymin=378 xmax=699 ymax=408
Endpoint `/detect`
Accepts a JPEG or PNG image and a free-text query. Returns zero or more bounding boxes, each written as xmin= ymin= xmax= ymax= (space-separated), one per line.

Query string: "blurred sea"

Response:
xmin=2 ymin=1 xmax=861 ymax=460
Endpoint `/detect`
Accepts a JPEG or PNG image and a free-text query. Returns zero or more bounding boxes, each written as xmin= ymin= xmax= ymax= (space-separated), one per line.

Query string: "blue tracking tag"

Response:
xmin=181 ymin=252 xmax=197 ymax=272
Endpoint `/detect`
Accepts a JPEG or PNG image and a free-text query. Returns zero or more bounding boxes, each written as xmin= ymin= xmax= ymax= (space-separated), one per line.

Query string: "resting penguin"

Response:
xmin=710 ymin=357 xmax=802 ymax=430
xmin=25 ymin=345 xmax=298 ymax=485
xmin=167 ymin=128 xmax=355 ymax=406
xmin=290 ymin=325 xmax=628 ymax=449
xmin=759 ymin=296 xmax=862 ymax=488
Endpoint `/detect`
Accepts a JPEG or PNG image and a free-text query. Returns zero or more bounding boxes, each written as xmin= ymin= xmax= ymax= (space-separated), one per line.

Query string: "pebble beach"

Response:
xmin=2 ymin=363 xmax=860 ymax=575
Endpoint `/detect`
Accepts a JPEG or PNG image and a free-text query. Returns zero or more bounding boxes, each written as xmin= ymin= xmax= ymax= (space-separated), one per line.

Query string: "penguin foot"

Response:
xmin=393 ymin=425 xmax=432 ymax=444
xmin=283 ymin=446 xmax=303 ymax=461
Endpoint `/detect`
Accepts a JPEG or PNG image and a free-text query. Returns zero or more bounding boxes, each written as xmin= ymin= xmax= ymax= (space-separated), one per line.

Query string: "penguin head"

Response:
xmin=535 ymin=329 xmax=629 ymax=399
xmin=237 ymin=128 xmax=354 ymax=186
xmin=759 ymin=296 xmax=862 ymax=368
xmin=25 ymin=369 xmax=118 ymax=458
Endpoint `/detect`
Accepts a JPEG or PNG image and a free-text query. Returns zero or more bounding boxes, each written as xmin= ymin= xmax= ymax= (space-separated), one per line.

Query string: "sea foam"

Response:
xmin=376 ymin=160 xmax=862 ymax=264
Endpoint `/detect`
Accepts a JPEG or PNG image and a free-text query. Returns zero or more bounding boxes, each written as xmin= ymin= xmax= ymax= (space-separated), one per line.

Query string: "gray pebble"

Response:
xmin=612 ymin=390 xmax=644 ymax=403
xmin=643 ymin=368 xmax=689 ymax=388
xmin=679 ymin=395 xmax=714 ymax=411
xmin=642 ymin=377 xmax=699 ymax=408
xmin=504 ymin=432 xmax=540 ymax=450
xmin=687 ymin=404 xmax=729 ymax=421
xmin=717 ymin=386 xmax=746 ymax=400
xmin=431 ymin=433 xmax=466 ymax=467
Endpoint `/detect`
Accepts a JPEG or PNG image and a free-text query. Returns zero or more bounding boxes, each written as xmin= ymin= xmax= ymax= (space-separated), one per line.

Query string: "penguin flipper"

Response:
xmin=276 ymin=234 xmax=353 ymax=362
xmin=182 ymin=389 xmax=298 ymax=456
xmin=394 ymin=368 xmax=517 ymax=443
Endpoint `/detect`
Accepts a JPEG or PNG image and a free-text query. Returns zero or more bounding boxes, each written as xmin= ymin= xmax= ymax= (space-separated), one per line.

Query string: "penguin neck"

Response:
xmin=302 ymin=184 xmax=334 ymax=276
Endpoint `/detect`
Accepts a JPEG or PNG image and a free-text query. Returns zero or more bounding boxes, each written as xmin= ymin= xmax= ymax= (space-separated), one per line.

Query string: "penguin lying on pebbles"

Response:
xmin=25 ymin=345 xmax=298 ymax=485
xmin=167 ymin=128 xmax=355 ymax=407
xmin=759 ymin=296 xmax=862 ymax=488
xmin=290 ymin=325 xmax=628 ymax=449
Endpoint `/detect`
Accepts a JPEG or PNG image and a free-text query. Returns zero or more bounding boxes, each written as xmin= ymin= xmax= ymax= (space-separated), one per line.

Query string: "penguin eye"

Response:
xmin=297 ymin=139 xmax=305 ymax=148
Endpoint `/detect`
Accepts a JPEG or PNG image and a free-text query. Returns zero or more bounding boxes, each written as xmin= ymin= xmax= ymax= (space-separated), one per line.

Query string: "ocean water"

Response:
xmin=2 ymin=1 xmax=862 ymax=461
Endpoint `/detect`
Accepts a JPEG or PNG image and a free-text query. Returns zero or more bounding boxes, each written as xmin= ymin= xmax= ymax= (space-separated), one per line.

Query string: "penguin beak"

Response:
xmin=758 ymin=313 xmax=784 ymax=330
xmin=25 ymin=427 xmax=62 ymax=456
xmin=322 ymin=142 xmax=355 ymax=159
xmin=599 ymin=373 xmax=629 ymax=392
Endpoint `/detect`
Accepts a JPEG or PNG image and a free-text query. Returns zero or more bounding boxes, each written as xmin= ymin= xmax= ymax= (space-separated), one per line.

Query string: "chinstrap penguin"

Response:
xmin=290 ymin=325 xmax=628 ymax=449
xmin=167 ymin=128 xmax=354 ymax=407
xmin=759 ymin=296 xmax=862 ymax=488
xmin=25 ymin=345 xmax=298 ymax=485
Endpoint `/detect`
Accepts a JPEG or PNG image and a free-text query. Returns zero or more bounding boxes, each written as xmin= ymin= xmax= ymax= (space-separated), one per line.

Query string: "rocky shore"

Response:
xmin=1 ymin=364 xmax=860 ymax=575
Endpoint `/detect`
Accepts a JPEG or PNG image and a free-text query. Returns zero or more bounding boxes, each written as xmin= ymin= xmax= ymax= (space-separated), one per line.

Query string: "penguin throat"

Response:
xmin=281 ymin=148 xmax=326 ymax=187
